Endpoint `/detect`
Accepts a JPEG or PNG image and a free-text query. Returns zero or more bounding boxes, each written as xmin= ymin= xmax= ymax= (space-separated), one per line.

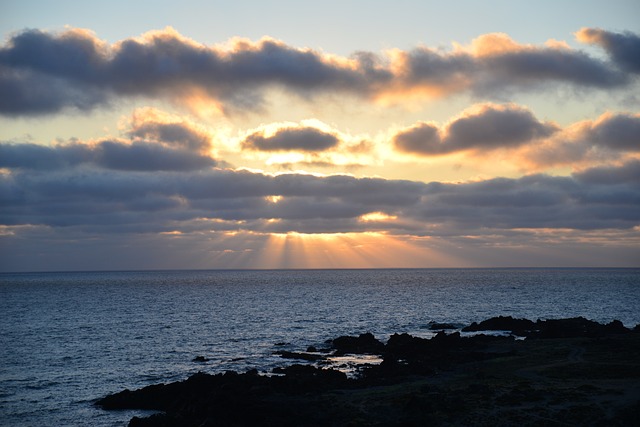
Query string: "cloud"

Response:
xmin=127 ymin=108 xmax=213 ymax=152
xmin=0 ymin=140 xmax=218 ymax=172
xmin=0 ymin=110 xmax=221 ymax=171
xmin=573 ymin=159 xmax=640 ymax=185
xmin=587 ymin=112 xmax=640 ymax=151
xmin=411 ymin=167 xmax=640 ymax=231
xmin=521 ymin=112 xmax=640 ymax=169
xmin=0 ymin=66 xmax=108 ymax=115
xmin=0 ymin=28 xmax=374 ymax=116
xmin=242 ymin=126 xmax=340 ymax=152
xmin=446 ymin=104 xmax=557 ymax=149
xmin=1 ymin=27 xmax=638 ymax=116
xmin=0 ymin=142 xmax=77 ymax=170
xmin=96 ymin=140 xmax=218 ymax=171
xmin=390 ymin=105 xmax=638 ymax=170
xmin=577 ymin=28 xmax=640 ymax=73
xmin=380 ymin=30 xmax=631 ymax=102
xmin=393 ymin=104 xmax=557 ymax=155
xmin=2 ymin=152 xmax=638 ymax=235
xmin=234 ymin=121 xmax=379 ymax=170
xmin=467 ymin=32 xmax=626 ymax=91
xmin=387 ymin=46 xmax=473 ymax=95
xmin=393 ymin=122 xmax=442 ymax=154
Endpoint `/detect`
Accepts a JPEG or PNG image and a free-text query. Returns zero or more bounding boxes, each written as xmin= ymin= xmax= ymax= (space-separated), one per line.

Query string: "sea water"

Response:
xmin=1 ymin=268 xmax=639 ymax=426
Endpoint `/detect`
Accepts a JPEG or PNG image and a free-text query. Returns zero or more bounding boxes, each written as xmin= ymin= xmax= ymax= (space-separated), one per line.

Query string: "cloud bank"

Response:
xmin=2 ymin=146 xmax=638 ymax=236
xmin=1 ymin=27 xmax=638 ymax=116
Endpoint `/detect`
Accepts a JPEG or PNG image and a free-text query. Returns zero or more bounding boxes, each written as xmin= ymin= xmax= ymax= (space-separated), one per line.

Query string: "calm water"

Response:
xmin=1 ymin=268 xmax=639 ymax=426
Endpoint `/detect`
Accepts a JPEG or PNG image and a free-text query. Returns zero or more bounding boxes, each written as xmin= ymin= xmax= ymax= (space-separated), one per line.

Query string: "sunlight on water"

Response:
xmin=326 ymin=354 xmax=384 ymax=377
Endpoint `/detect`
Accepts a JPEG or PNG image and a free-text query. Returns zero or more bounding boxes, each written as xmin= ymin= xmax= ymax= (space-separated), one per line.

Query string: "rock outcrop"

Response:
xmin=97 ymin=317 xmax=638 ymax=426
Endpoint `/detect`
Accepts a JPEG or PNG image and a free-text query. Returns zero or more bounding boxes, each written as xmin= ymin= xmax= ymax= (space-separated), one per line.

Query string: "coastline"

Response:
xmin=97 ymin=317 xmax=640 ymax=426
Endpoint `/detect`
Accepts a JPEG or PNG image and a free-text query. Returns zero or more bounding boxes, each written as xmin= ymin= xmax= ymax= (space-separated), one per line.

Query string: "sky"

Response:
xmin=1 ymin=0 xmax=639 ymax=271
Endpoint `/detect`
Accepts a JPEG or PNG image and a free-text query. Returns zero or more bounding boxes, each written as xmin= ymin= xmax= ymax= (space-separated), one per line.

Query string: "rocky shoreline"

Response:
xmin=96 ymin=317 xmax=640 ymax=426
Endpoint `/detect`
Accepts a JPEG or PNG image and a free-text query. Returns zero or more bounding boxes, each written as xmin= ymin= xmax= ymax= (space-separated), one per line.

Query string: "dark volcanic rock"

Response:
xmin=605 ymin=319 xmax=629 ymax=334
xmin=386 ymin=332 xmax=432 ymax=357
xmin=463 ymin=316 xmax=631 ymax=339
xmin=367 ymin=331 xmax=496 ymax=379
xmin=271 ymin=364 xmax=348 ymax=389
xmin=98 ymin=367 xmax=351 ymax=427
xmin=331 ymin=332 xmax=384 ymax=355
xmin=429 ymin=322 xmax=457 ymax=330
xmin=378 ymin=333 xmax=437 ymax=376
xmin=463 ymin=316 xmax=536 ymax=336
xmin=129 ymin=413 xmax=191 ymax=427
xmin=530 ymin=317 xmax=630 ymax=339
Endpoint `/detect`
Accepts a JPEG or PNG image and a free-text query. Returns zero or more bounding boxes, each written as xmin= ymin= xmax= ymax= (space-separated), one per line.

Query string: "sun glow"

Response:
xmin=159 ymin=230 xmax=183 ymax=236
xmin=233 ymin=231 xmax=449 ymax=269
xmin=180 ymin=89 xmax=226 ymax=117
xmin=359 ymin=212 xmax=398 ymax=222
xmin=265 ymin=195 xmax=283 ymax=203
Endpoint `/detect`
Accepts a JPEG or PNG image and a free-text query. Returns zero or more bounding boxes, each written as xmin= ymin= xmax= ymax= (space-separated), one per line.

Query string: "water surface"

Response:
xmin=1 ymin=268 xmax=639 ymax=426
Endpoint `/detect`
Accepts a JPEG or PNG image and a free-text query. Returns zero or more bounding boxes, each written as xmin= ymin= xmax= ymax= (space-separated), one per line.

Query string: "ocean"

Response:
xmin=1 ymin=268 xmax=639 ymax=426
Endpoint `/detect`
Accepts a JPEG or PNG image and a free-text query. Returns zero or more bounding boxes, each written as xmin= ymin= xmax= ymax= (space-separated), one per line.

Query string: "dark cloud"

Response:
xmin=395 ymin=47 xmax=473 ymax=88
xmin=128 ymin=120 xmax=211 ymax=151
xmin=0 ymin=28 xmax=107 ymax=81
xmin=0 ymin=142 xmax=80 ymax=170
xmin=411 ymin=170 xmax=640 ymax=231
xmin=446 ymin=105 xmax=557 ymax=149
xmin=95 ymin=140 xmax=218 ymax=171
xmin=393 ymin=104 xmax=557 ymax=155
xmin=0 ymin=66 xmax=107 ymax=115
xmin=573 ymin=159 xmax=640 ymax=185
xmin=475 ymin=45 xmax=625 ymax=91
xmin=242 ymin=127 xmax=340 ymax=152
xmin=393 ymin=122 xmax=441 ymax=154
xmin=0 ymin=140 xmax=218 ymax=172
xmin=577 ymin=28 xmax=640 ymax=73
xmin=0 ymin=27 xmax=638 ymax=116
xmin=399 ymin=41 xmax=625 ymax=94
xmin=1 ymin=109 xmax=222 ymax=171
xmin=0 ymin=29 xmax=372 ymax=115
xmin=588 ymin=113 xmax=640 ymax=151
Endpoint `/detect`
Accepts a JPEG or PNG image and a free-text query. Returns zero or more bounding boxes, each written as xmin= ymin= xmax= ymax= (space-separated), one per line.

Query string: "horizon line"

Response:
xmin=2 ymin=266 xmax=639 ymax=275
